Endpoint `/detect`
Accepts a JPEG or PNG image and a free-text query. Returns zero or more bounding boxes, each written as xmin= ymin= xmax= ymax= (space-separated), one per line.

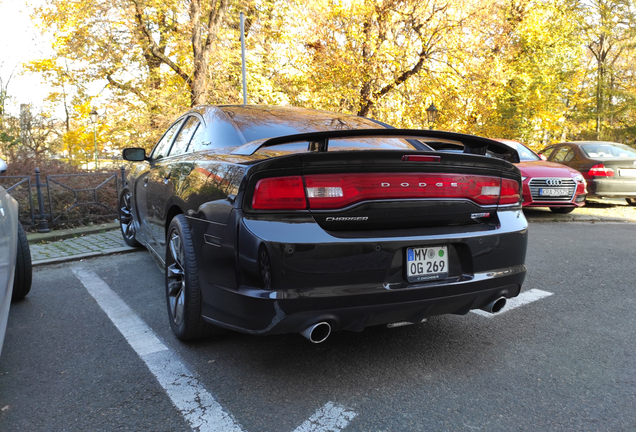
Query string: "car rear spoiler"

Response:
xmin=230 ymin=129 xmax=520 ymax=163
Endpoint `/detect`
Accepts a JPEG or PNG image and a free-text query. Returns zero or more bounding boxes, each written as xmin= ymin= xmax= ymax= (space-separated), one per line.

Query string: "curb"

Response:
xmin=526 ymin=215 xmax=636 ymax=223
xmin=32 ymin=246 xmax=141 ymax=267
xmin=27 ymin=222 xmax=120 ymax=244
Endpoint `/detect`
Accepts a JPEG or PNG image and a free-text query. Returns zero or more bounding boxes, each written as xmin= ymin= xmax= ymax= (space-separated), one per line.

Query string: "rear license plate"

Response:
xmin=540 ymin=188 xmax=569 ymax=197
xmin=619 ymin=169 xmax=636 ymax=177
xmin=406 ymin=246 xmax=448 ymax=283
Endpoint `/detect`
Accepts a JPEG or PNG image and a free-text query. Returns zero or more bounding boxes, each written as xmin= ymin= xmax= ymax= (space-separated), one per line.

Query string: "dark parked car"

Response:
xmin=120 ymin=105 xmax=528 ymax=343
xmin=495 ymin=139 xmax=587 ymax=213
xmin=1 ymin=158 xmax=33 ymax=356
xmin=539 ymin=141 xmax=636 ymax=205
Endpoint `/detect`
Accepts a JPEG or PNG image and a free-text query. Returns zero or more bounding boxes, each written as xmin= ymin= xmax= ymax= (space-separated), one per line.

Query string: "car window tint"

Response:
xmin=553 ymin=147 xmax=572 ymax=162
xmin=540 ymin=147 xmax=555 ymax=159
xmin=329 ymin=137 xmax=425 ymax=150
xmin=188 ymin=124 xmax=209 ymax=152
xmin=224 ymin=106 xmax=384 ymax=143
xmin=514 ymin=144 xmax=540 ymax=161
xmin=151 ymin=119 xmax=185 ymax=160
xmin=254 ymin=137 xmax=428 ymax=156
xmin=169 ymin=116 xmax=200 ymax=156
xmin=582 ymin=143 xmax=636 ymax=158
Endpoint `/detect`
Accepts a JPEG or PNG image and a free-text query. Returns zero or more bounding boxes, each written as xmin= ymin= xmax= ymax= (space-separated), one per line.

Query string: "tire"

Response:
xmin=626 ymin=198 xmax=636 ymax=206
xmin=12 ymin=223 xmax=32 ymax=302
xmin=118 ymin=187 xmax=142 ymax=247
xmin=165 ymin=214 xmax=225 ymax=341
xmin=550 ymin=207 xmax=576 ymax=214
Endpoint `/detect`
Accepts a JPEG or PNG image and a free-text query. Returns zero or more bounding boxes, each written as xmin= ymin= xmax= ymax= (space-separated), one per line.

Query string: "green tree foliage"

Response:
xmin=488 ymin=0 xmax=586 ymax=146
xmin=575 ymin=0 xmax=636 ymax=141
xmin=29 ymin=0 xmax=237 ymax=150
xmin=274 ymin=0 xmax=472 ymax=120
xmin=24 ymin=0 xmax=636 ymax=153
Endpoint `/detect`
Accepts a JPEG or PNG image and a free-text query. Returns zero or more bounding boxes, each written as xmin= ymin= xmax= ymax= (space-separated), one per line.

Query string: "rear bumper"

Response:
xmin=198 ymin=210 xmax=528 ymax=335
xmin=202 ymin=269 xmax=524 ymax=335
xmin=522 ymin=200 xmax=585 ymax=208
xmin=586 ymin=178 xmax=636 ymax=199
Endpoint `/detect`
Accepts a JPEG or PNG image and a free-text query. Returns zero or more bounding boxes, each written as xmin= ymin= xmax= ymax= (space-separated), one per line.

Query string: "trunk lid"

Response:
xmin=601 ymin=159 xmax=636 ymax=179
xmin=245 ymin=150 xmax=521 ymax=231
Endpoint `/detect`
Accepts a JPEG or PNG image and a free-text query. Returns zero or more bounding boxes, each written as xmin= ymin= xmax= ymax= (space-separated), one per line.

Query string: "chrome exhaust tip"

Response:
xmin=480 ymin=296 xmax=507 ymax=314
xmin=301 ymin=322 xmax=332 ymax=343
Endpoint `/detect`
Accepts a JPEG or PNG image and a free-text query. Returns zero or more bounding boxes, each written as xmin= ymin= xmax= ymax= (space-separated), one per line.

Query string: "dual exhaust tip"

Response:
xmin=301 ymin=297 xmax=507 ymax=343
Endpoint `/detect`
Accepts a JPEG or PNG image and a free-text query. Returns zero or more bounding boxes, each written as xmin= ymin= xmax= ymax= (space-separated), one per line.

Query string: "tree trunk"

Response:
xmin=190 ymin=0 xmax=229 ymax=107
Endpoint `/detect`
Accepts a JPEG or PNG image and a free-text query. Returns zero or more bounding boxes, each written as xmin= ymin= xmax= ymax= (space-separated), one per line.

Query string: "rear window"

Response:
xmin=220 ymin=105 xmax=393 ymax=142
xmin=582 ymin=143 xmax=636 ymax=158
xmin=255 ymin=137 xmax=433 ymax=156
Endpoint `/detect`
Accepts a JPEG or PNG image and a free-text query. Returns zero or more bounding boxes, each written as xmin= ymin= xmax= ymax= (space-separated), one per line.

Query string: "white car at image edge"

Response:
xmin=0 ymin=158 xmax=32 ymax=357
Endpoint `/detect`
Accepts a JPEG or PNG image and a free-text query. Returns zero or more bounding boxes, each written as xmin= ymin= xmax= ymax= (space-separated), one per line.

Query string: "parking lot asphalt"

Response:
xmin=26 ymin=202 xmax=636 ymax=267
xmin=7 ymin=222 xmax=636 ymax=432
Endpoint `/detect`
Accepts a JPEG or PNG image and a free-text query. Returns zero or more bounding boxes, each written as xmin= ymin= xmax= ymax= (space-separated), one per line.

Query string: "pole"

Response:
xmin=34 ymin=167 xmax=50 ymax=233
xmin=240 ymin=12 xmax=247 ymax=105
xmin=93 ymin=124 xmax=98 ymax=171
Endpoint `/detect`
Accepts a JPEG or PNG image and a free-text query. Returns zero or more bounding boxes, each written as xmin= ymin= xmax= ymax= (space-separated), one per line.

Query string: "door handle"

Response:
xmin=164 ymin=171 xmax=171 ymax=184
xmin=144 ymin=177 xmax=149 ymax=187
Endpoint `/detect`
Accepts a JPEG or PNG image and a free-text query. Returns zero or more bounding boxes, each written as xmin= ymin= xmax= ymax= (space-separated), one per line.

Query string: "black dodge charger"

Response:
xmin=120 ymin=105 xmax=528 ymax=343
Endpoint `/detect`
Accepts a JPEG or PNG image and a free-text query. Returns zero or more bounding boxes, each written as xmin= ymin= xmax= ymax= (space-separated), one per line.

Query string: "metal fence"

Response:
xmin=0 ymin=167 xmax=126 ymax=232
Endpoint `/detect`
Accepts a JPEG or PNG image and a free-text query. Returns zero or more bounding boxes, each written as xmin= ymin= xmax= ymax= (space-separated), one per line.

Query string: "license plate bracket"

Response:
xmin=406 ymin=245 xmax=449 ymax=283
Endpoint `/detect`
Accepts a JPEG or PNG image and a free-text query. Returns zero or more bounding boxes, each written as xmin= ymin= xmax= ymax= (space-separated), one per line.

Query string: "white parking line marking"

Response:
xmin=292 ymin=401 xmax=358 ymax=432
xmin=471 ymin=288 xmax=554 ymax=318
xmin=71 ymin=267 xmax=245 ymax=432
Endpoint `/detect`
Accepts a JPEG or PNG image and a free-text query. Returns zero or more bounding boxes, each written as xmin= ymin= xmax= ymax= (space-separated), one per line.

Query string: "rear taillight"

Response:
xmin=305 ymin=173 xmax=509 ymax=208
xmin=499 ymin=178 xmax=521 ymax=205
xmin=252 ymin=176 xmax=307 ymax=210
xmin=588 ymin=164 xmax=614 ymax=177
xmin=252 ymin=173 xmax=521 ymax=210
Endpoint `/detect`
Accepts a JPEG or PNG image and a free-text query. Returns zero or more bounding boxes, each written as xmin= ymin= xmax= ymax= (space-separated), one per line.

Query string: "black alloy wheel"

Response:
xmin=165 ymin=214 xmax=224 ymax=341
xmin=12 ymin=223 xmax=32 ymax=302
xmin=626 ymin=198 xmax=636 ymax=206
xmin=550 ymin=207 xmax=576 ymax=214
xmin=118 ymin=187 xmax=141 ymax=247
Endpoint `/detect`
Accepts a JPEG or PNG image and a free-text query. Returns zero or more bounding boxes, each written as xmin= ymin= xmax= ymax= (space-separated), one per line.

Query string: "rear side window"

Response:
xmin=188 ymin=124 xmax=209 ymax=152
xmin=540 ymin=147 xmax=556 ymax=159
xmin=151 ymin=119 xmax=185 ymax=160
xmin=553 ymin=146 xmax=573 ymax=162
xmin=169 ymin=116 xmax=200 ymax=156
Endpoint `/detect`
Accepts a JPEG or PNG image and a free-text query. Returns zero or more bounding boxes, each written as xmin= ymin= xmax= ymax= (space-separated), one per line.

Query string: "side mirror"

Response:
xmin=122 ymin=148 xmax=147 ymax=162
xmin=0 ymin=158 xmax=7 ymax=174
